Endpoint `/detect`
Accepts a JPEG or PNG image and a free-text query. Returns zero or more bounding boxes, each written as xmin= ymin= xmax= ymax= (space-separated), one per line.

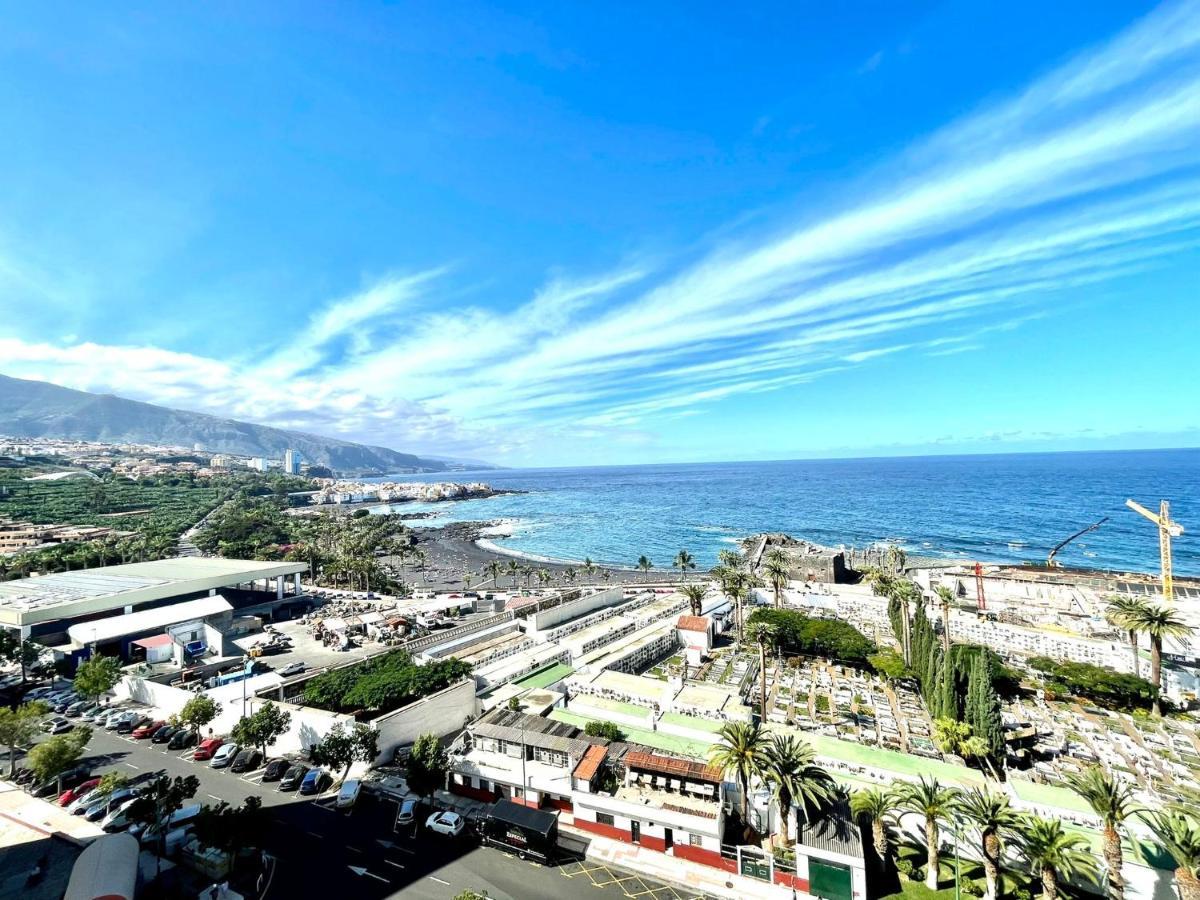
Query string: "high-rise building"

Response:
xmin=283 ymin=449 xmax=302 ymax=475
xmin=249 ymin=457 xmax=269 ymax=472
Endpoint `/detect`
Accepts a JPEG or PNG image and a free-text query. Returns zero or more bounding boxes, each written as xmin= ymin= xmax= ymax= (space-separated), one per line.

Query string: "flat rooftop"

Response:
xmin=0 ymin=557 xmax=307 ymax=627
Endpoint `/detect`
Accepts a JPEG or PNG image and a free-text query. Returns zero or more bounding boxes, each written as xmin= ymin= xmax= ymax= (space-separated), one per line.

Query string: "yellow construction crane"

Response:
xmin=1126 ymin=498 xmax=1185 ymax=603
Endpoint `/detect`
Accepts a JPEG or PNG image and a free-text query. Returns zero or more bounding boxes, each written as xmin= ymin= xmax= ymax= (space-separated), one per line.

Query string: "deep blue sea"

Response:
xmin=376 ymin=449 xmax=1199 ymax=576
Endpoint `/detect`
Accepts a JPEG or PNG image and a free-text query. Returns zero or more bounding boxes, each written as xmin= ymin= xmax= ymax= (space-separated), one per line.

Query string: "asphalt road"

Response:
xmin=73 ymin=724 xmax=709 ymax=900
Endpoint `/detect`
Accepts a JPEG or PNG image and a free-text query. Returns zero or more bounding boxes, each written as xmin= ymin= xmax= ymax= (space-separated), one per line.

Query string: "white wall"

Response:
xmin=371 ymin=678 xmax=477 ymax=765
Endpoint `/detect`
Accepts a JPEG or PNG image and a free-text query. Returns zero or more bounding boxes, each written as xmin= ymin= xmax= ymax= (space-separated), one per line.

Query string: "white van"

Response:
xmin=163 ymin=823 xmax=198 ymax=857
xmin=100 ymin=797 xmax=140 ymax=832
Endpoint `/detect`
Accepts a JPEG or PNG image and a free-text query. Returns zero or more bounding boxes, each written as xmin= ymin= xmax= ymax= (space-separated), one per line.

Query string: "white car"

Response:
xmin=425 ymin=810 xmax=465 ymax=837
xmin=100 ymin=796 xmax=141 ymax=832
xmin=210 ymin=742 xmax=240 ymax=768
xmin=43 ymin=716 xmax=73 ymax=734
xmin=335 ymin=779 xmax=361 ymax=809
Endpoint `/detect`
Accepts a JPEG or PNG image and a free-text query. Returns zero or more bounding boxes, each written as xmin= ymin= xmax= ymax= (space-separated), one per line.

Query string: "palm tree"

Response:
xmin=764 ymin=546 xmax=789 ymax=568
xmin=897 ymin=776 xmax=961 ymax=890
xmin=1065 ymin=766 xmax=1139 ymax=900
xmin=718 ymin=548 xmax=744 ymax=570
xmin=484 ymin=560 xmax=502 ymax=587
xmin=637 ymin=555 xmax=653 ymax=579
xmin=760 ymin=734 xmax=834 ymax=847
xmin=563 ymin=567 xmax=578 ymax=584
xmin=884 ymin=544 xmax=907 ymax=574
xmin=765 ymin=558 xmax=789 ymax=608
xmin=537 ymin=568 xmax=551 ymax=587
xmin=959 ymin=787 xmax=1022 ymax=900
xmin=852 ymin=788 xmax=900 ymax=872
xmin=583 ymin=557 xmax=597 ymax=579
xmin=1018 ymin=816 xmax=1099 ymax=900
xmin=709 ymin=722 xmax=769 ymax=828
xmin=1121 ymin=602 xmax=1191 ymax=715
xmin=674 ymin=549 xmax=696 ymax=582
xmin=934 ymin=585 xmax=954 ymax=653
xmin=505 ymin=559 xmax=521 ymax=587
xmin=1142 ymin=807 xmax=1200 ymax=900
xmin=681 ymin=583 xmax=706 ymax=618
xmin=1105 ymin=595 xmax=1149 ymax=679
xmin=747 ymin=621 xmax=778 ymax=720
xmin=727 ymin=569 xmax=755 ymax=644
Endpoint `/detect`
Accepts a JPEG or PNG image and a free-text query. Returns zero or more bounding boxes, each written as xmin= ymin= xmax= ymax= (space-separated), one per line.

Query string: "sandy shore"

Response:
xmin=397 ymin=521 xmax=670 ymax=591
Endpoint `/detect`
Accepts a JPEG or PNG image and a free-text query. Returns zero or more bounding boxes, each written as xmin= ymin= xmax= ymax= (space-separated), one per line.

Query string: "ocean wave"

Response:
xmin=474 ymin=538 xmax=589 ymax=566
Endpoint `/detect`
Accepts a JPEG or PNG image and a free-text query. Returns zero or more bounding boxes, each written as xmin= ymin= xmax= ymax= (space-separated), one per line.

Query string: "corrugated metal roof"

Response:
xmin=472 ymin=708 xmax=591 ymax=757
xmin=795 ymin=802 xmax=863 ymax=858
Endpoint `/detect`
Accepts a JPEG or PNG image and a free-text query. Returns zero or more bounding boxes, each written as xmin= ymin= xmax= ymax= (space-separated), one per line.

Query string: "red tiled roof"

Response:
xmin=676 ymin=615 xmax=709 ymax=632
xmin=625 ymin=749 xmax=724 ymax=784
xmin=573 ymin=744 xmax=609 ymax=782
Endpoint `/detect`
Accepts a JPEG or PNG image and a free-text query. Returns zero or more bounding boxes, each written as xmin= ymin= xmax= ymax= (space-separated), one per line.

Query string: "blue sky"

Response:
xmin=1 ymin=1 xmax=1198 ymax=467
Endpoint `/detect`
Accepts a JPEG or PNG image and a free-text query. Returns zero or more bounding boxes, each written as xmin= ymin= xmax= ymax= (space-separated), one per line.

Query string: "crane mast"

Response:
xmin=1125 ymin=498 xmax=1184 ymax=604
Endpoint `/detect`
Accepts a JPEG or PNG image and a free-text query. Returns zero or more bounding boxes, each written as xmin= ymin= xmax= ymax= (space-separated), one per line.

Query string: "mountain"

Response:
xmin=0 ymin=373 xmax=466 ymax=474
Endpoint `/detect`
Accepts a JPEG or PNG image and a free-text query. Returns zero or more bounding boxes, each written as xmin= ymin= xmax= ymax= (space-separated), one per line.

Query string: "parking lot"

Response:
xmin=6 ymin=707 xmax=714 ymax=900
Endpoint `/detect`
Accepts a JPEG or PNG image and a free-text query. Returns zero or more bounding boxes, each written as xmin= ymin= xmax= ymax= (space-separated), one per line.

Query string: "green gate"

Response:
xmin=809 ymin=859 xmax=853 ymax=900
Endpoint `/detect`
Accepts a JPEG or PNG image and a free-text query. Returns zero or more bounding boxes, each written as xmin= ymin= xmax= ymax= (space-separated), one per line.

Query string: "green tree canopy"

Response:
xmin=0 ymin=700 xmax=49 ymax=776
xmin=177 ymin=694 xmax=221 ymax=735
xmin=73 ymin=654 xmax=123 ymax=701
xmin=747 ymin=608 xmax=875 ymax=665
xmin=311 ymin=723 xmax=379 ymax=782
xmin=231 ymin=702 xmax=292 ymax=754
xmin=406 ymin=732 xmax=449 ymax=803
xmin=584 ymin=721 xmax=625 ymax=741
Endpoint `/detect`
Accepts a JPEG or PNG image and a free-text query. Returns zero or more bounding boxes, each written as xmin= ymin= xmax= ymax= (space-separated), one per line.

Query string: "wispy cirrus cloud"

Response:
xmin=2 ymin=2 xmax=1199 ymax=462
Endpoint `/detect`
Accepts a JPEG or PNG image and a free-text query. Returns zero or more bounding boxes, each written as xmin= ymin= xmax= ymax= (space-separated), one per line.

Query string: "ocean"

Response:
xmin=373 ymin=449 xmax=1200 ymax=576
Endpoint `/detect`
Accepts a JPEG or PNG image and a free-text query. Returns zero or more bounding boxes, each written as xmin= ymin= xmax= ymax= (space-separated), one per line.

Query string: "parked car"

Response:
xmin=65 ymin=699 xmax=91 ymax=717
xmin=278 ymin=765 xmax=309 ymax=791
xmin=118 ymin=714 xmax=152 ymax=735
xmin=100 ymin=797 xmax=141 ymax=832
xmin=43 ymin=716 xmax=73 ymax=734
xmin=32 ymin=764 xmax=91 ymax=799
xmin=13 ymin=766 xmax=36 ymax=785
xmin=193 ymin=737 xmax=224 ymax=761
xmin=132 ymin=720 xmax=166 ymax=739
xmin=278 ymin=661 xmax=306 ymax=677
xmin=105 ymin=709 xmax=135 ymax=730
xmin=84 ymin=787 xmax=142 ymax=822
xmin=132 ymin=803 xmax=202 ymax=843
xmin=230 ymin=748 xmax=263 ymax=773
xmin=335 ymin=779 xmax=361 ymax=809
xmin=299 ymin=769 xmax=331 ymax=795
xmin=425 ymin=811 xmax=465 ymax=837
xmin=69 ymin=786 xmax=107 ymax=814
xmin=168 ymin=729 xmax=198 ymax=750
xmin=151 ymin=724 xmax=178 ymax=744
xmin=261 ymin=757 xmax=290 ymax=781
xmin=52 ymin=694 xmax=78 ymax=713
xmin=210 ymin=742 xmax=240 ymax=769
xmin=395 ymin=798 xmax=418 ymax=827
xmin=86 ymin=706 xmax=115 ymax=725
xmin=57 ymin=777 xmax=101 ymax=807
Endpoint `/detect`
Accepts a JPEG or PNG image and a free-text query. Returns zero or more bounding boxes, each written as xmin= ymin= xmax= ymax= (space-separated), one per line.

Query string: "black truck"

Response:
xmin=480 ymin=799 xmax=559 ymax=863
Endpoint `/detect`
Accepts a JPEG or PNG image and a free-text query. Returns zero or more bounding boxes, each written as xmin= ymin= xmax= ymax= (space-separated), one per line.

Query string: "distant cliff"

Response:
xmin=0 ymin=372 xmax=463 ymax=474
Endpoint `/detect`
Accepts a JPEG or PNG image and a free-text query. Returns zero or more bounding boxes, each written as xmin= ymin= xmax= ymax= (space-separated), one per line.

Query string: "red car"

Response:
xmin=57 ymin=777 xmax=101 ymax=807
xmin=132 ymin=719 xmax=166 ymax=739
xmin=193 ymin=737 xmax=224 ymax=761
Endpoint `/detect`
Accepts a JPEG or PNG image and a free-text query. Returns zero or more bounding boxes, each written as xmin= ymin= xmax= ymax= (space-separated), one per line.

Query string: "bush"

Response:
xmin=302 ymin=650 xmax=471 ymax=715
xmin=896 ymin=859 xmax=913 ymax=877
xmin=961 ymin=878 xmax=983 ymax=897
xmin=1010 ymin=888 xmax=1031 ymax=900
xmin=584 ymin=721 xmax=625 ymax=742
xmin=1029 ymin=657 xmax=1158 ymax=711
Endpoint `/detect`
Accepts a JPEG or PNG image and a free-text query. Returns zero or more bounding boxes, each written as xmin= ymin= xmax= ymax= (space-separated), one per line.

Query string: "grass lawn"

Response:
xmin=880 ymin=879 xmax=959 ymax=900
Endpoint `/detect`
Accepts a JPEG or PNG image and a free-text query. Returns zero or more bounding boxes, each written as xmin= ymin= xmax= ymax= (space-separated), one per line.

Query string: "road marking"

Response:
xmin=384 ymin=859 xmax=405 ymax=869
xmin=207 ymin=794 xmax=223 ymax=802
xmin=428 ymin=876 xmax=449 ymax=886
xmin=123 ymin=763 xmax=139 ymax=769
xmin=348 ymin=865 xmax=389 ymax=884
xmin=306 ymin=830 xmax=322 ymax=839
xmin=347 ymin=845 xmax=362 ymax=853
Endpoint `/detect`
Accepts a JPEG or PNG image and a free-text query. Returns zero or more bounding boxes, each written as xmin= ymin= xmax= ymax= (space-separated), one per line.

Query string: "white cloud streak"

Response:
xmin=3 ymin=2 xmax=1199 ymax=461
